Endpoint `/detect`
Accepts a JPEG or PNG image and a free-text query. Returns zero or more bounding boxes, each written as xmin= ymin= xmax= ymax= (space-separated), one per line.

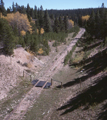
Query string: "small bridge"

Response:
xmin=31 ymin=78 xmax=63 ymax=88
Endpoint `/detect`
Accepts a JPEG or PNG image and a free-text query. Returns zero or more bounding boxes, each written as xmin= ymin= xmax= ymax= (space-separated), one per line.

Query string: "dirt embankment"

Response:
xmin=0 ymin=47 xmax=44 ymax=101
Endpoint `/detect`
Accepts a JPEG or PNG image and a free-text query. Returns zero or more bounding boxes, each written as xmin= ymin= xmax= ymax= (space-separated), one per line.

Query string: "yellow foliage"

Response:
xmin=27 ymin=49 xmax=36 ymax=56
xmin=82 ymin=15 xmax=90 ymax=21
xmin=31 ymin=18 xmax=35 ymax=24
xmin=20 ymin=30 xmax=26 ymax=36
xmin=0 ymin=12 xmax=2 ymax=18
xmin=1 ymin=12 xmax=32 ymax=34
xmin=40 ymin=28 xmax=44 ymax=34
xmin=69 ymin=19 xmax=74 ymax=27
xmin=37 ymin=28 xmax=44 ymax=34
xmin=38 ymin=48 xmax=44 ymax=55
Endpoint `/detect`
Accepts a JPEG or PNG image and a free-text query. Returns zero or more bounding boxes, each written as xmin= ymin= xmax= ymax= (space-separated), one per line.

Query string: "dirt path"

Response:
xmin=4 ymin=28 xmax=85 ymax=120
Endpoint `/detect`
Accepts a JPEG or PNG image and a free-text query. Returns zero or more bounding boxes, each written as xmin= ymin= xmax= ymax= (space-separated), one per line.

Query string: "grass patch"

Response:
xmin=68 ymin=26 xmax=80 ymax=38
xmin=72 ymin=51 xmax=84 ymax=63
xmin=24 ymin=67 xmax=78 ymax=120
xmin=64 ymin=44 xmax=76 ymax=65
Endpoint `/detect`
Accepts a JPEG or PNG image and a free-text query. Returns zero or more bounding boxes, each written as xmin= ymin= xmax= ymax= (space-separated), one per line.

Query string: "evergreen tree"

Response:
xmin=7 ymin=8 xmax=11 ymax=13
xmin=13 ymin=24 xmax=18 ymax=36
xmin=30 ymin=8 xmax=34 ymax=18
xmin=59 ymin=16 xmax=64 ymax=32
xmin=95 ymin=10 xmax=101 ymax=38
xmin=86 ymin=10 xmax=96 ymax=37
xmin=54 ymin=17 xmax=60 ymax=33
xmin=78 ymin=15 xmax=82 ymax=27
xmin=101 ymin=3 xmax=104 ymax=8
xmin=15 ymin=3 xmax=18 ymax=11
xmin=37 ymin=8 xmax=40 ymax=19
xmin=44 ymin=10 xmax=52 ymax=32
xmin=27 ymin=14 xmax=31 ymax=22
xmin=21 ymin=6 xmax=26 ymax=14
xmin=1 ymin=0 xmax=4 ymax=8
xmin=103 ymin=10 xmax=107 ymax=38
xmin=0 ymin=0 xmax=6 ymax=16
xmin=12 ymin=2 xmax=16 ymax=12
xmin=26 ymin=3 xmax=30 ymax=17
xmin=63 ymin=16 xmax=68 ymax=32
xmin=39 ymin=5 xmax=44 ymax=28
xmin=0 ymin=18 xmax=15 ymax=55
xmin=50 ymin=14 xmax=54 ymax=20
xmin=35 ymin=19 xmax=39 ymax=28
xmin=34 ymin=5 xmax=38 ymax=19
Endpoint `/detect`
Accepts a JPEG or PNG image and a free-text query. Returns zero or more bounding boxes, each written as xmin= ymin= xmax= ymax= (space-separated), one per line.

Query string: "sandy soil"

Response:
xmin=0 ymin=47 xmax=44 ymax=101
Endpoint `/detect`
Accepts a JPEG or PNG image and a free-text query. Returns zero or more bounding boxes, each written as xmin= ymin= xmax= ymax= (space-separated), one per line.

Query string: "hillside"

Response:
xmin=0 ymin=47 xmax=44 ymax=100
xmin=0 ymin=1 xmax=107 ymax=120
xmin=24 ymin=32 xmax=107 ymax=120
xmin=0 ymin=28 xmax=85 ymax=120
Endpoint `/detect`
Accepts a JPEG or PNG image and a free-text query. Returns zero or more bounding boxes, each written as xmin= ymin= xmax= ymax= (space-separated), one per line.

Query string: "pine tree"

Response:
xmin=30 ymin=8 xmax=34 ymax=18
xmin=63 ymin=16 xmax=68 ymax=32
xmin=37 ymin=8 xmax=40 ymax=19
xmin=34 ymin=5 xmax=38 ymax=19
xmin=95 ymin=10 xmax=101 ymax=38
xmin=44 ymin=10 xmax=52 ymax=32
xmin=7 ymin=8 xmax=11 ymax=13
xmin=16 ymin=3 xmax=18 ymax=11
xmin=21 ymin=6 xmax=26 ymax=14
xmin=78 ymin=15 xmax=82 ymax=27
xmin=27 ymin=4 xmax=30 ymax=13
xmin=103 ymin=10 xmax=107 ymax=38
xmin=1 ymin=0 xmax=4 ymax=8
xmin=13 ymin=24 xmax=18 ymax=36
xmin=0 ymin=18 xmax=15 ymax=55
xmin=26 ymin=3 xmax=30 ymax=20
xmin=59 ymin=16 xmax=64 ymax=32
xmin=35 ymin=19 xmax=39 ymax=28
xmin=50 ymin=14 xmax=54 ymax=20
xmin=0 ymin=0 xmax=6 ymax=16
xmin=39 ymin=5 xmax=44 ymax=28
xmin=101 ymin=3 xmax=104 ymax=8
xmin=30 ymin=39 xmax=38 ymax=52
xmin=12 ymin=2 xmax=16 ymax=12
xmin=86 ymin=10 xmax=96 ymax=37
xmin=54 ymin=17 xmax=60 ymax=33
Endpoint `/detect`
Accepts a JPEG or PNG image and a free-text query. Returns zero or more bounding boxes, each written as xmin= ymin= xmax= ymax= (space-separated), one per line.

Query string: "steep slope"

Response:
xmin=0 ymin=47 xmax=44 ymax=101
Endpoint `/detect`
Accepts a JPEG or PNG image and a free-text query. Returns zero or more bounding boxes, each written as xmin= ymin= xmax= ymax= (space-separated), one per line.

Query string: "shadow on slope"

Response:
xmin=57 ymin=75 xmax=107 ymax=118
xmin=98 ymin=103 xmax=107 ymax=120
xmin=57 ymin=48 xmax=107 ymax=88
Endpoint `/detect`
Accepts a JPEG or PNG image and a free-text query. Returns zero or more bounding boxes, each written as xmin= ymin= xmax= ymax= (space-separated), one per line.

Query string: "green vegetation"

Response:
xmin=24 ymin=68 xmax=78 ymax=120
xmin=0 ymin=18 xmax=15 ymax=55
xmin=0 ymin=0 xmax=78 ymax=56
xmin=64 ymin=44 xmax=76 ymax=65
xmin=85 ymin=8 xmax=107 ymax=40
xmin=68 ymin=26 xmax=80 ymax=38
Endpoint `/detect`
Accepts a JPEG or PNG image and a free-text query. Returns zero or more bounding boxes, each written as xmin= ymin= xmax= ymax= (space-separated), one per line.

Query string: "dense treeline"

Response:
xmin=1 ymin=1 xmax=105 ymax=56
xmin=48 ymin=4 xmax=107 ymax=26
xmin=0 ymin=0 xmax=74 ymax=55
xmin=85 ymin=8 xmax=107 ymax=40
